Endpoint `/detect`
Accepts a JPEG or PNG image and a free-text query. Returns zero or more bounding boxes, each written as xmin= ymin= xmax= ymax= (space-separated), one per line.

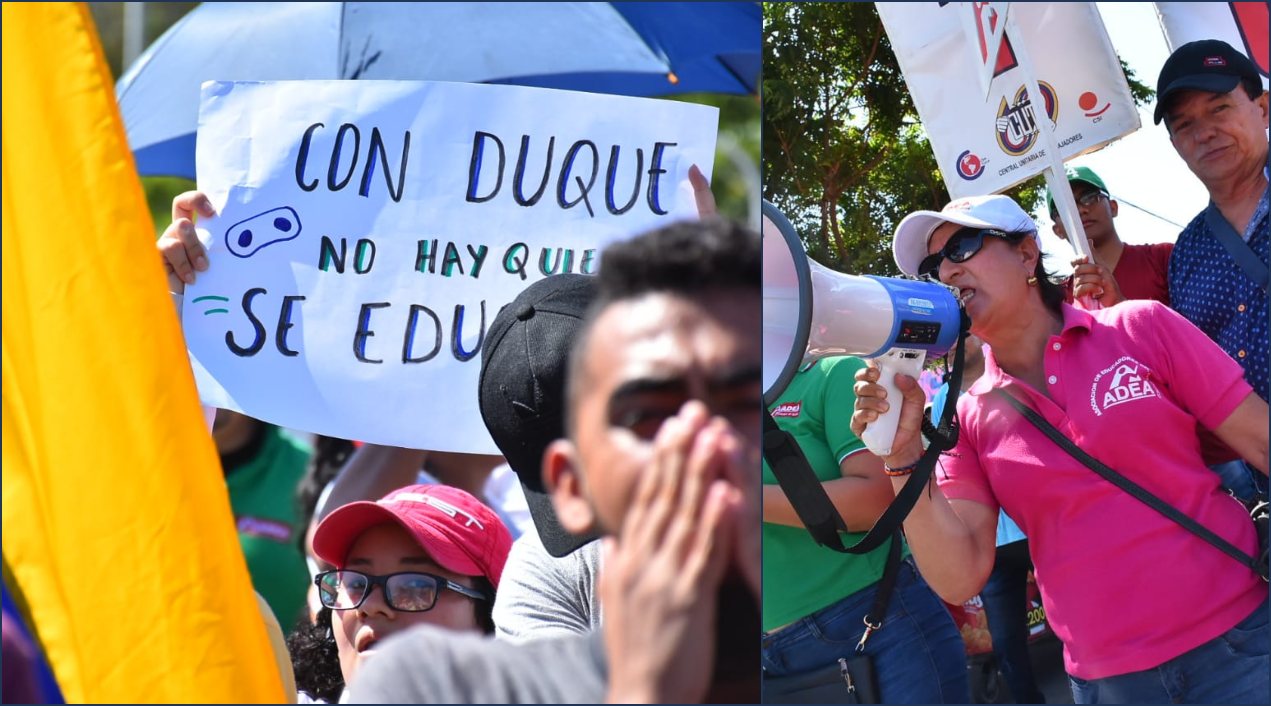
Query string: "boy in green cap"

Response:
xmin=1048 ymin=164 xmax=1173 ymax=305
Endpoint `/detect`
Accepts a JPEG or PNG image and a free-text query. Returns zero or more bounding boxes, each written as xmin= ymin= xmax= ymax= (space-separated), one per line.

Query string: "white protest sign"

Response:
xmin=1155 ymin=2 xmax=1269 ymax=90
xmin=956 ymin=1 xmax=1011 ymax=98
xmin=876 ymin=2 xmax=1140 ymax=199
xmin=185 ymin=80 xmax=717 ymax=452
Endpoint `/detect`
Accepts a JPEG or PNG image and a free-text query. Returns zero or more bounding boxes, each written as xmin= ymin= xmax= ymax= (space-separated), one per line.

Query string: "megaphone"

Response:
xmin=762 ymin=201 xmax=961 ymax=457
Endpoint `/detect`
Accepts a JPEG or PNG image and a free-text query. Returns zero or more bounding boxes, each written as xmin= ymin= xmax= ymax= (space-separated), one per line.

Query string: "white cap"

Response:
xmin=892 ymin=194 xmax=1039 ymax=276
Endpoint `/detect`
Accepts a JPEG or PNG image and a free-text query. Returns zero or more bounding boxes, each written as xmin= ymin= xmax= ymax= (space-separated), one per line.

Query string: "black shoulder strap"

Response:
xmin=861 ymin=530 xmax=903 ymax=638
xmin=761 ymin=311 xmax=972 ymax=555
xmin=992 ymin=388 xmax=1268 ymax=581
xmin=761 ymin=406 xmax=906 ymax=633
xmin=763 ymin=408 xmax=851 ymax=548
xmin=1204 ymin=202 xmax=1268 ymax=291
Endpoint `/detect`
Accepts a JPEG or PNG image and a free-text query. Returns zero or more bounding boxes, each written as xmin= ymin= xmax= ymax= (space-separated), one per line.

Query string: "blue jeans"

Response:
xmin=1211 ymin=459 xmax=1268 ymax=504
xmin=980 ymin=539 xmax=1046 ymax=703
xmin=762 ymin=558 xmax=970 ymax=704
xmin=1068 ymin=598 xmax=1270 ymax=703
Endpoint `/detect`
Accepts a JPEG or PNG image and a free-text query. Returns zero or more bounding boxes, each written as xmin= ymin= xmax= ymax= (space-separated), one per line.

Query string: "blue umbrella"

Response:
xmin=116 ymin=1 xmax=759 ymax=179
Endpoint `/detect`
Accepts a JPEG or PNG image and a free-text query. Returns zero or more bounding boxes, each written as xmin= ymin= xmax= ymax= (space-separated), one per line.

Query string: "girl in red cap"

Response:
xmin=298 ymin=484 xmax=512 ymax=702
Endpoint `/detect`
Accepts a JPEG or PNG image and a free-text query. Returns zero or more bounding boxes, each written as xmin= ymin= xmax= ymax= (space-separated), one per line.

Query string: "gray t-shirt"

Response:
xmin=347 ymin=626 xmax=607 ymax=704
xmin=493 ymin=533 xmax=603 ymax=643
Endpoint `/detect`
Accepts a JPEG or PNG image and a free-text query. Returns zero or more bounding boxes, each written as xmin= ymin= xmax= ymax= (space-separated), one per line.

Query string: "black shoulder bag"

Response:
xmin=761 ymin=314 xmax=973 ymax=704
xmin=761 ymin=533 xmax=899 ymax=704
xmin=993 ymin=388 xmax=1268 ymax=582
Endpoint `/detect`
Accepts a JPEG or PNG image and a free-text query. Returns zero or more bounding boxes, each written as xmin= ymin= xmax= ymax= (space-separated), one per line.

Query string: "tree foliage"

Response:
xmin=764 ymin=2 xmax=933 ymax=275
xmin=763 ymin=2 xmax=1152 ymax=276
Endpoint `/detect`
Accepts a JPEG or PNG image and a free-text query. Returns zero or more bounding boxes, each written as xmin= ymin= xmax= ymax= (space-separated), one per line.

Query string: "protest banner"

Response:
xmin=186 ymin=80 xmax=718 ymax=452
xmin=3 ymin=3 xmax=283 ymax=701
xmin=1156 ymin=2 xmax=1269 ymax=89
xmin=876 ymin=2 xmax=1139 ymax=200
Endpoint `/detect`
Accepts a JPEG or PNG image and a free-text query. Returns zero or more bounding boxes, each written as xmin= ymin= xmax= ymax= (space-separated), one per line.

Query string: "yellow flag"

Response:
xmin=2 ymin=4 xmax=286 ymax=702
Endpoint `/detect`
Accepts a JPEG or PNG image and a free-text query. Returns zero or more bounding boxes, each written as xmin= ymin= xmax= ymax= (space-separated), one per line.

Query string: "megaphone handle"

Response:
xmin=862 ymin=349 xmax=927 ymax=458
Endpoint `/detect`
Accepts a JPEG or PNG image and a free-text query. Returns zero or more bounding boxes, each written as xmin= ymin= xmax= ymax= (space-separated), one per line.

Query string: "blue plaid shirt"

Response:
xmin=1168 ymin=184 xmax=1269 ymax=403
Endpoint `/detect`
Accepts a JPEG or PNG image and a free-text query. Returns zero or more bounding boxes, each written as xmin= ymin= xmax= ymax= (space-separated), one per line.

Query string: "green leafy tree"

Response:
xmin=764 ymin=1 xmax=926 ymax=275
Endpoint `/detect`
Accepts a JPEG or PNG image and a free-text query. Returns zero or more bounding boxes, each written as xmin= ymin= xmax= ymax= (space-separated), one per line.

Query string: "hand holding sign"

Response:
xmin=182 ymin=80 xmax=718 ymax=453
xmin=1070 ymin=255 xmax=1124 ymax=306
xmin=159 ymin=191 xmax=216 ymax=292
xmin=688 ymin=164 xmax=717 ymax=218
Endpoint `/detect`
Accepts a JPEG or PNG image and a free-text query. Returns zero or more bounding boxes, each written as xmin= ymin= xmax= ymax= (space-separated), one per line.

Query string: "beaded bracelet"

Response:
xmin=883 ymin=461 xmax=919 ymax=477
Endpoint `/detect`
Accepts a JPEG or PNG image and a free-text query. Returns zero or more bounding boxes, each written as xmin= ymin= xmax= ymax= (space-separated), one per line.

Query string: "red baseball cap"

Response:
xmin=312 ymin=484 xmax=512 ymax=587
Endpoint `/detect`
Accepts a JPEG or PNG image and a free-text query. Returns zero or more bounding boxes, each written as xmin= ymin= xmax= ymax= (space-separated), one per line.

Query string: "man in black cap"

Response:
xmin=349 ymin=217 xmax=761 ymax=704
xmin=479 ymin=273 xmax=604 ymax=642
xmin=477 ymin=165 xmax=718 ymax=643
xmin=1155 ymin=38 xmax=1269 ymax=500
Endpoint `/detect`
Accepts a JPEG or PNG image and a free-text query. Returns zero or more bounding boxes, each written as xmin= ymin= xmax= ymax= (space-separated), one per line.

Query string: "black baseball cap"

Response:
xmin=1155 ymin=39 xmax=1262 ymax=124
xmin=478 ymin=273 xmax=599 ymax=557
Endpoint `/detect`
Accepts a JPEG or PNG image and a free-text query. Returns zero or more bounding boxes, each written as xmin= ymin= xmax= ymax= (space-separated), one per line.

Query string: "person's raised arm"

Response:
xmin=158 ymin=190 xmax=215 ymax=293
xmin=763 ymin=450 xmax=899 ymax=532
xmin=764 ymin=360 xmax=898 ymax=532
xmin=850 ymin=362 xmax=998 ymax=604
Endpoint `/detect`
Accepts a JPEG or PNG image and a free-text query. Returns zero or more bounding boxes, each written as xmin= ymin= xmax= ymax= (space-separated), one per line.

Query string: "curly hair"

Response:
xmin=287 ymin=607 xmax=343 ymax=702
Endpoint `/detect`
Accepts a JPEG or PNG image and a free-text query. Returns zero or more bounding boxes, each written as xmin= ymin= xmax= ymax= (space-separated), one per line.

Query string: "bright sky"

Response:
xmin=1040 ymin=2 xmax=1228 ymax=270
xmin=908 ymin=2 xmax=1266 ymax=277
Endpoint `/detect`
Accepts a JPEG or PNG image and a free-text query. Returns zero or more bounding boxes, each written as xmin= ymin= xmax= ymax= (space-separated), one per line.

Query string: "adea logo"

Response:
xmin=1089 ymin=356 xmax=1159 ymax=417
xmin=956 ymin=150 xmax=986 ymax=180
xmin=772 ymin=402 xmax=802 ymax=418
xmin=994 ymin=81 xmax=1059 ymax=157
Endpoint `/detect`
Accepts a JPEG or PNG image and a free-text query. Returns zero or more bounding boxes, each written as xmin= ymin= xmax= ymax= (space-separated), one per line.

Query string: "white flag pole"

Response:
xmin=997 ymin=6 xmax=1100 ymax=309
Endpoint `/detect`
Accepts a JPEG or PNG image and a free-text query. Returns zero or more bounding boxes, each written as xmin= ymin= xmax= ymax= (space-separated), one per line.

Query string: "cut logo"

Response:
xmin=994 ymin=81 xmax=1059 ymax=157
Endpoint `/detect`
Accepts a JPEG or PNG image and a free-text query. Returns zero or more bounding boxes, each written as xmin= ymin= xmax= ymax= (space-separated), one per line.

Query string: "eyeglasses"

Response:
xmin=315 ymin=570 xmax=491 ymax=612
xmin=1049 ymin=189 xmax=1108 ymax=219
xmin=917 ymin=227 xmax=1023 ymax=278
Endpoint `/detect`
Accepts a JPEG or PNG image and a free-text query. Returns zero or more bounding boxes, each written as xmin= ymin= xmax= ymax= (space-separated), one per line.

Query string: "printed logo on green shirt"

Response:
xmin=772 ymin=402 xmax=802 ymax=418
xmin=237 ymin=516 xmax=292 ymax=543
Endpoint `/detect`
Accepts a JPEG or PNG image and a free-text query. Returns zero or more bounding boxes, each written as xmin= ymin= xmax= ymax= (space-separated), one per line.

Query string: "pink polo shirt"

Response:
xmin=941 ymin=301 xmax=1265 ymax=680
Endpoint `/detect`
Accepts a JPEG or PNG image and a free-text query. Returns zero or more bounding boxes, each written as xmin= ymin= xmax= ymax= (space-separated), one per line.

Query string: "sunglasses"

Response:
xmin=315 ymin=569 xmax=490 ymax=612
xmin=1049 ymin=189 xmax=1108 ymax=219
xmin=917 ymin=227 xmax=1024 ymax=278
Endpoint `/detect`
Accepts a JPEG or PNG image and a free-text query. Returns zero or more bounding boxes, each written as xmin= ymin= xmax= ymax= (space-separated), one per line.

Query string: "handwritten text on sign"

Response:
xmin=185 ymin=80 xmax=717 ymax=452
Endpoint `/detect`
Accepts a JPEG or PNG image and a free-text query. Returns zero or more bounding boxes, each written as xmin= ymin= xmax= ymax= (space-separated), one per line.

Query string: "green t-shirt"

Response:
xmin=762 ymin=356 xmax=906 ymax=631
xmin=224 ymin=425 xmax=312 ymax=627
